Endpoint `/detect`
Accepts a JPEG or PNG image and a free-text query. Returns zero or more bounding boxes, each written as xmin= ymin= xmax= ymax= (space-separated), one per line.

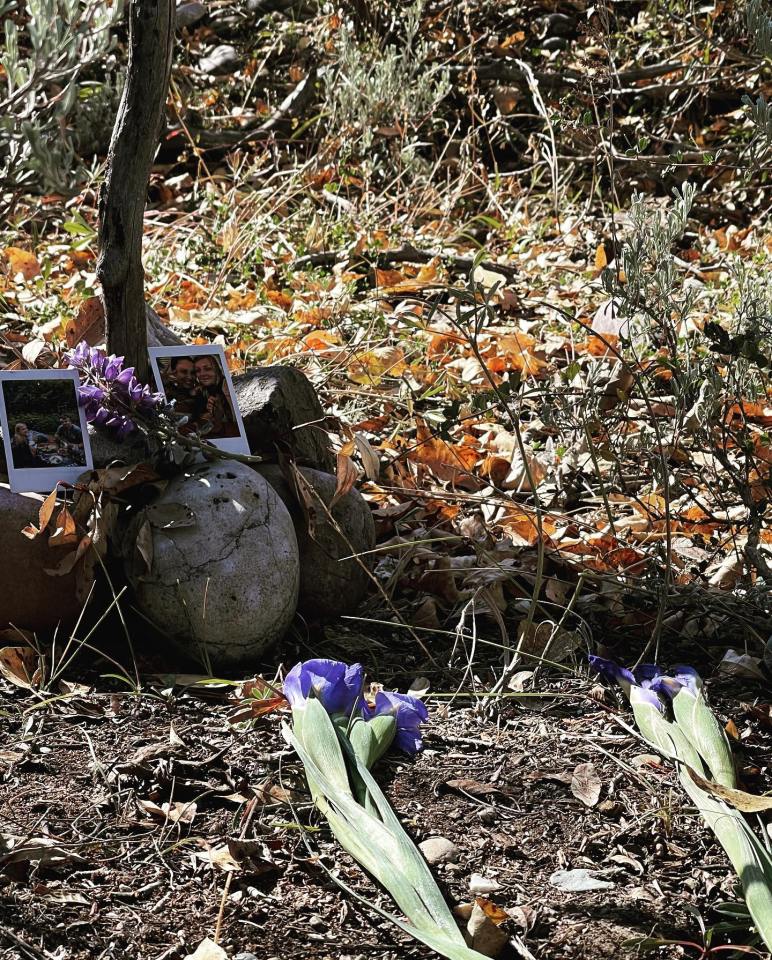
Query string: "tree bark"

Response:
xmin=97 ymin=0 xmax=175 ymax=382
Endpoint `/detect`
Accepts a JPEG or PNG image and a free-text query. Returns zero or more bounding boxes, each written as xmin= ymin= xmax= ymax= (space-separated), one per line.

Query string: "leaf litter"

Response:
xmin=4 ymin=1 xmax=772 ymax=957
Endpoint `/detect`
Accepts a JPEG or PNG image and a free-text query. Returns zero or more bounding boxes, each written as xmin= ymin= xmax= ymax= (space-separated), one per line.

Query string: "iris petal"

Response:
xmin=283 ymin=659 xmax=364 ymax=715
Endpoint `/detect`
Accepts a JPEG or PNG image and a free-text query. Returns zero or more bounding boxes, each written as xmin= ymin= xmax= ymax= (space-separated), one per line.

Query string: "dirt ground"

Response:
xmin=1 ymin=624 xmax=769 ymax=960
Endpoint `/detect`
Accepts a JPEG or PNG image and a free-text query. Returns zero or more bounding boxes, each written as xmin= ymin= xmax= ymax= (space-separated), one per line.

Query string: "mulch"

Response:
xmin=2 ymin=630 xmax=768 ymax=960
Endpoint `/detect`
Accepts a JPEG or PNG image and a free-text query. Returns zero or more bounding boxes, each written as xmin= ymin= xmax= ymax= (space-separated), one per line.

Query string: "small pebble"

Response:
xmin=419 ymin=836 xmax=459 ymax=864
xmin=468 ymin=873 xmax=501 ymax=895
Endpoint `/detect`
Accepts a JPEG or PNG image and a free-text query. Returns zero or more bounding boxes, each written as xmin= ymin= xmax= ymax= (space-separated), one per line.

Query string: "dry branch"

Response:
xmin=293 ymin=243 xmax=519 ymax=280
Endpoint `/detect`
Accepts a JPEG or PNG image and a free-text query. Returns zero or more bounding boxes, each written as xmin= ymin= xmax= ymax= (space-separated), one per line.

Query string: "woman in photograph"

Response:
xmin=193 ymin=355 xmax=239 ymax=438
xmin=11 ymin=422 xmax=40 ymax=468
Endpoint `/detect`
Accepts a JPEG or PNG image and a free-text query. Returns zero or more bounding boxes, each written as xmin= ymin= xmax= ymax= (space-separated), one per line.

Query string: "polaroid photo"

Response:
xmin=148 ymin=345 xmax=249 ymax=456
xmin=0 ymin=369 xmax=93 ymax=493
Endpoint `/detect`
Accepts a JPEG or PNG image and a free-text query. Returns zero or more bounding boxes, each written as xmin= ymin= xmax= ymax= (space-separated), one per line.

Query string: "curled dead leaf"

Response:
xmin=686 ymin=766 xmax=772 ymax=812
xmin=0 ymin=646 xmax=40 ymax=689
xmin=48 ymin=506 xmax=78 ymax=547
xmin=332 ymin=451 xmax=358 ymax=507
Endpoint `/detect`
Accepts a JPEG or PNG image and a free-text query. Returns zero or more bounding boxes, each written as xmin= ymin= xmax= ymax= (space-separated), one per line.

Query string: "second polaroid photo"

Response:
xmin=148 ymin=345 xmax=249 ymax=455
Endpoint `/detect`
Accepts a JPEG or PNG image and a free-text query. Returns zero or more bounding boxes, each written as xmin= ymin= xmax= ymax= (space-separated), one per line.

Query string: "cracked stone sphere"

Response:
xmin=124 ymin=461 xmax=299 ymax=668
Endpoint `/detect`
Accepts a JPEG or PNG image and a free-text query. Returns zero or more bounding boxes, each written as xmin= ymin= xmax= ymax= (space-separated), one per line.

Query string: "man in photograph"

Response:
xmin=55 ymin=414 xmax=83 ymax=447
xmin=54 ymin=414 xmax=85 ymax=465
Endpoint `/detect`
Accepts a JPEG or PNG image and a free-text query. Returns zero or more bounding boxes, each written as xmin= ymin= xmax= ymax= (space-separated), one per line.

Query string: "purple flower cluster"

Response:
xmin=588 ymin=654 xmax=702 ymax=713
xmin=283 ymin=658 xmax=429 ymax=755
xmin=66 ymin=342 xmax=165 ymax=439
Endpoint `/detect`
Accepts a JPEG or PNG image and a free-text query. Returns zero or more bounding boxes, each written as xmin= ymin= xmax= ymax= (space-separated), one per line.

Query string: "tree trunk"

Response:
xmin=97 ymin=0 xmax=175 ymax=382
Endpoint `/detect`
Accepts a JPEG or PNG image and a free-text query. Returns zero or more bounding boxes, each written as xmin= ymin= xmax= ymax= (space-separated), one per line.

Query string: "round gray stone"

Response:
xmin=419 ymin=836 xmax=459 ymax=865
xmin=124 ymin=460 xmax=299 ymax=668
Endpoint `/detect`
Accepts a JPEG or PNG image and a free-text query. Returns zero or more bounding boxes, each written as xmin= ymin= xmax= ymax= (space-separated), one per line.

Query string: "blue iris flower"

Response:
xmin=587 ymin=654 xmax=635 ymax=693
xmin=362 ymin=691 xmax=429 ymax=754
xmin=283 ymin=658 xmax=364 ymax=715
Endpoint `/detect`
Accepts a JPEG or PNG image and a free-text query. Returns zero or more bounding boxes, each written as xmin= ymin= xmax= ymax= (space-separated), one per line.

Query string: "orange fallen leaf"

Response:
xmin=0 ymin=646 xmax=40 ymax=689
xmin=348 ymin=346 xmax=407 ymax=385
xmin=408 ymin=421 xmax=479 ymax=481
xmin=498 ymin=507 xmax=556 ymax=546
xmin=3 ymin=247 xmax=41 ymax=280
xmin=66 ymin=296 xmax=105 ymax=348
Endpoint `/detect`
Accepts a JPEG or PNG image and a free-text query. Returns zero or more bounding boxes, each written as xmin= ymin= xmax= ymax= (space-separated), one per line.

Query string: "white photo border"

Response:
xmin=148 ymin=345 xmax=249 ymax=456
xmin=0 ymin=368 xmax=93 ymax=493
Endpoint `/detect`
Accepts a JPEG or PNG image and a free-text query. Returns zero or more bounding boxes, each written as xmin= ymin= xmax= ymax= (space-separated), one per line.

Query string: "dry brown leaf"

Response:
xmin=354 ymin=431 xmax=380 ymax=480
xmin=65 ymin=296 xmax=106 ymax=348
xmin=444 ymin=778 xmax=509 ymax=799
xmin=0 ymin=646 xmax=39 ymax=689
xmin=3 ymin=246 xmax=41 ymax=280
xmin=22 ymin=487 xmax=60 ymax=539
xmin=45 ymin=535 xmax=92 ymax=577
xmin=332 ymin=451 xmax=358 ymax=507
xmin=21 ymin=339 xmax=55 ymax=368
xmin=48 ymin=506 xmax=78 ymax=547
xmin=570 ymin=762 xmax=602 ymax=807
xmin=417 ymin=556 xmax=460 ymax=603
xmin=517 ymin=621 xmax=581 ymax=665
xmin=686 ymin=766 xmax=772 ymax=812
xmin=135 ymin=520 xmax=154 ymax=573
xmin=475 ymin=897 xmax=509 ymax=926
xmin=409 ymin=419 xmax=479 ymax=481
xmin=162 ymin=801 xmax=197 ymax=824
xmin=466 ymin=902 xmax=509 ymax=957
xmin=348 ymin=346 xmax=407 ymax=385
xmin=497 ymin=507 xmax=556 ymax=546
xmin=199 ymin=844 xmax=241 ymax=872
xmin=98 ymin=462 xmax=160 ymax=494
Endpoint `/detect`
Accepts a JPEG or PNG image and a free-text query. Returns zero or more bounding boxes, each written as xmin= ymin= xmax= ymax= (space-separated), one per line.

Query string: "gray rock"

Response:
xmin=176 ymin=1 xmax=207 ymax=29
xmin=254 ymin=464 xmax=374 ymax=620
xmin=88 ymin=424 xmax=151 ymax=469
xmin=198 ymin=44 xmax=240 ymax=75
xmin=233 ymin=366 xmax=334 ymax=472
xmin=0 ymin=484 xmax=83 ymax=631
xmin=147 ymin=303 xmax=185 ymax=347
xmin=124 ymin=460 xmax=299 ymax=668
xmin=419 ymin=836 xmax=459 ymax=865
